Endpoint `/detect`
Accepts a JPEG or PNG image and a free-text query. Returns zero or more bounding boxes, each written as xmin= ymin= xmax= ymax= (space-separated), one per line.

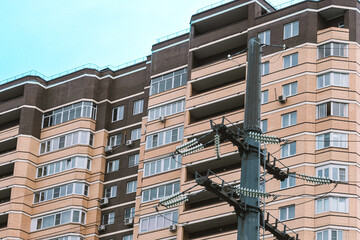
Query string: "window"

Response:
xmin=261 ymin=90 xmax=268 ymax=104
xmin=316 ymin=165 xmax=347 ymax=182
xmin=131 ymin=128 xmax=141 ymax=141
xmin=34 ymin=183 xmax=89 ymax=203
xmin=142 ymin=181 xmax=180 ymax=203
xmin=140 ymin=210 xmax=178 ymax=233
xmin=283 ymin=21 xmax=299 ymax=39
xmin=282 ymin=82 xmax=298 ymax=97
xmin=261 ymin=62 xmax=269 ymax=76
xmin=146 ymin=126 xmax=183 ymax=149
xmin=40 ymin=131 xmax=94 ymax=154
xmin=128 ymin=154 xmax=139 ymax=167
xmin=316 ymin=197 xmax=348 ymax=214
xmin=102 ymin=212 xmax=115 ymax=225
xmin=133 ymin=99 xmax=144 ymax=115
xmin=150 ymin=68 xmax=187 ymax=95
xmin=316 ymin=229 xmax=343 ymax=240
xmin=316 ymin=102 xmax=348 ymax=119
xmin=107 ymin=160 xmax=119 ymax=173
xmin=283 ymin=53 xmax=298 ymax=69
xmin=112 ymin=105 xmax=124 ymax=122
xmin=31 ymin=209 xmax=86 ymax=231
xmin=281 ymin=142 xmax=296 ymax=158
xmin=279 ymin=205 xmax=295 ymax=221
xmin=49 ymin=236 xmax=85 ymax=240
xmin=104 ymin=185 xmax=117 ymax=198
xmin=122 ymin=235 xmax=133 ymax=240
xmin=109 ymin=133 xmax=121 ymax=147
xmin=280 ymin=174 xmax=296 ymax=189
xmin=281 ymin=111 xmax=297 ymax=128
xmin=42 ymin=101 xmax=97 ymax=129
xmin=317 ymin=72 xmax=349 ymax=89
xmin=261 ymin=120 xmax=268 ymax=133
xmin=258 ymin=30 xmax=270 ymax=45
xmin=37 ymin=156 xmax=91 ymax=178
xmin=318 ymin=42 xmax=348 ymax=59
xmin=124 ymin=207 xmax=135 ymax=219
xmin=148 ymin=99 xmax=185 ymax=121
xmin=316 ymin=132 xmax=347 ymax=150
xmin=126 ymin=180 xmax=137 ymax=194
xmin=144 ymin=155 xmax=181 ymax=177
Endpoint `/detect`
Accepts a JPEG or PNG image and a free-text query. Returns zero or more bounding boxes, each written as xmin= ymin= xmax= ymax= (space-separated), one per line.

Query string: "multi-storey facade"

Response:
xmin=1 ymin=0 xmax=360 ymax=239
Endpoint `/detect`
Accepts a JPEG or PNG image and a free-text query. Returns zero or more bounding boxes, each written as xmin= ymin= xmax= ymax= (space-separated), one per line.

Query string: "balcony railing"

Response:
xmin=0 ymin=56 xmax=148 ymax=86
xmin=196 ymin=0 xmax=236 ymax=13
xmin=156 ymin=28 xmax=190 ymax=43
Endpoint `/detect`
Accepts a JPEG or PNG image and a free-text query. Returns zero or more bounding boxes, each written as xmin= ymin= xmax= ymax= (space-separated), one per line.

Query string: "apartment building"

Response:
xmin=135 ymin=0 xmax=360 ymax=240
xmin=0 ymin=58 xmax=150 ymax=240
xmin=1 ymin=0 xmax=360 ymax=240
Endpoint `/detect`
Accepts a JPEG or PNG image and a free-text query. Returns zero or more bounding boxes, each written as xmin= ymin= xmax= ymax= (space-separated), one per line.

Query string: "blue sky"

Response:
xmin=0 ymin=0 xmax=287 ymax=82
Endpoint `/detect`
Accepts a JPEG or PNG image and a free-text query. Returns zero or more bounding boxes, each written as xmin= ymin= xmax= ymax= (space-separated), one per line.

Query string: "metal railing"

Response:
xmin=156 ymin=28 xmax=190 ymax=43
xmin=273 ymin=0 xmax=320 ymax=10
xmin=196 ymin=0 xmax=236 ymax=13
xmin=0 ymin=56 xmax=148 ymax=86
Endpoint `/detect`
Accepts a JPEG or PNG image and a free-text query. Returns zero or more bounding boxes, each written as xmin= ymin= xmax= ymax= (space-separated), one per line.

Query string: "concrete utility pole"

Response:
xmin=238 ymin=37 xmax=262 ymax=240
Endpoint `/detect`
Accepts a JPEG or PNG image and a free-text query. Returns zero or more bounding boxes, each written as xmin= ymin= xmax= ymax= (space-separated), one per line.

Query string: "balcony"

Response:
xmin=0 ymin=189 xmax=11 ymax=204
xmin=0 ymin=213 xmax=8 ymax=229
xmin=0 ymin=163 xmax=14 ymax=180
xmin=0 ymin=138 xmax=17 ymax=156
xmin=190 ymin=64 xmax=246 ymax=95
xmin=191 ymin=33 xmax=247 ymax=69
xmin=188 ymin=93 xmax=244 ymax=123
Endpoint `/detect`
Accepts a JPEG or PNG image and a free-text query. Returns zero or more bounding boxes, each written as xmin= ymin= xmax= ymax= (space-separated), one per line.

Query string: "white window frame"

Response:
xmin=258 ymin=30 xmax=271 ymax=45
xmin=107 ymin=160 xmax=119 ymax=173
xmin=317 ymin=72 xmax=349 ymax=89
xmin=281 ymin=142 xmax=296 ymax=158
xmin=283 ymin=21 xmax=299 ymax=39
xmin=316 ymin=229 xmax=343 ymax=240
xmin=36 ymin=156 xmax=91 ymax=178
xmin=146 ymin=126 xmax=183 ymax=149
xmin=124 ymin=207 xmax=135 ymax=220
xmin=282 ymin=82 xmax=298 ymax=97
xmin=281 ymin=111 xmax=297 ymax=128
xmin=144 ymin=155 xmax=181 ymax=177
xmin=150 ymin=68 xmax=187 ymax=95
xmin=128 ymin=154 xmax=139 ymax=167
xmin=131 ymin=128 xmax=141 ymax=141
xmin=126 ymin=180 xmax=137 ymax=194
xmin=261 ymin=61 xmax=269 ymax=76
xmin=316 ymin=102 xmax=348 ymax=119
xmin=315 ymin=197 xmax=348 ymax=214
xmin=142 ymin=181 xmax=180 ymax=203
xmin=261 ymin=90 xmax=268 ymax=104
xmin=102 ymin=212 xmax=115 ymax=225
xmin=280 ymin=174 xmax=296 ymax=189
xmin=279 ymin=205 xmax=295 ymax=221
xmin=139 ymin=210 xmax=178 ymax=233
xmin=39 ymin=131 xmax=94 ymax=154
xmin=112 ymin=105 xmax=124 ymax=122
xmin=109 ymin=133 xmax=122 ymax=147
xmin=34 ymin=183 xmax=89 ymax=204
xmin=261 ymin=119 xmax=268 ymax=133
xmin=104 ymin=185 xmax=117 ymax=198
xmin=148 ymin=99 xmax=185 ymax=121
xmin=317 ymin=42 xmax=348 ymax=59
xmin=122 ymin=235 xmax=133 ymax=240
xmin=283 ymin=53 xmax=298 ymax=69
xmin=133 ymin=99 xmax=144 ymax=115
xmin=316 ymin=132 xmax=348 ymax=150
xmin=316 ymin=164 xmax=347 ymax=182
xmin=31 ymin=209 xmax=86 ymax=231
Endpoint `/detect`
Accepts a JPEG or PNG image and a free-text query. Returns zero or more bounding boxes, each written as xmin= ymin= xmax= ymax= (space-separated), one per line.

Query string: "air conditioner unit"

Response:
xmin=158 ymin=115 xmax=165 ymax=122
xmin=100 ymin=197 xmax=109 ymax=207
xmin=278 ymin=95 xmax=287 ymax=103
xmin=124 ymin=217 xmax=134 ymax=226
xmin=105 ymin=146 xmax=113 ymax=153
xmin=169 ymin=224 xmax=177 ymax=232
xmin=98 ymin=225 xmax=106 ymax=232
xmin=126 ymin=140 xmax=133 ymax=146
